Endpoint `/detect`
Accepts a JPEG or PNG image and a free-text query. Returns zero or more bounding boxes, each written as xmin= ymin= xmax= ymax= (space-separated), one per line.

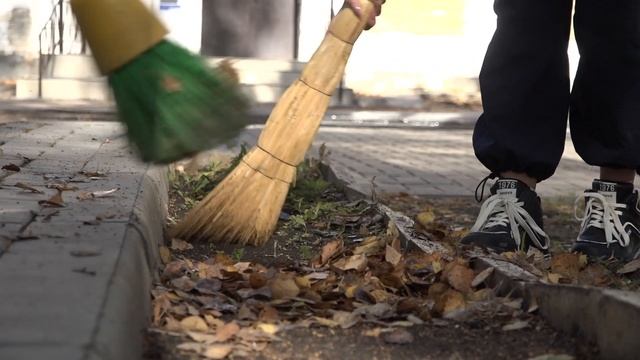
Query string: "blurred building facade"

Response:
xmin=1 ymin=0 xmax=579 ymax=102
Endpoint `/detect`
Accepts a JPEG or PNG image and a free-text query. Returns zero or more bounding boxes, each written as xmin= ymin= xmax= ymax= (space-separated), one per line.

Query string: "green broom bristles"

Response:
xmin=108 ymin=40 xmax=249 ymax=164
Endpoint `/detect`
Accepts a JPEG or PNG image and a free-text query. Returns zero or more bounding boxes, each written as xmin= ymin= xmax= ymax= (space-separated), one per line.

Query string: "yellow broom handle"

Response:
xmin=257 ymin=1 xmax=376 ymax=166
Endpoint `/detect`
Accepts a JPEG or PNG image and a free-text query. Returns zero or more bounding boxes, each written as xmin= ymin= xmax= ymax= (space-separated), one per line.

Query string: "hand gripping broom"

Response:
xmin=172 ymin=1 xmax=378 ymax=246
xmin=70 ymin=0 xmax=248 ymax=163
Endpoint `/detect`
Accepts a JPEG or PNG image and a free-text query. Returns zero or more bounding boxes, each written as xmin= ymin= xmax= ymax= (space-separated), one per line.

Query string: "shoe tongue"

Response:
xmin=592 ymin=180 xmax=633 ymax=203
xmin=495 ymin=179 xmax=519 ymax=198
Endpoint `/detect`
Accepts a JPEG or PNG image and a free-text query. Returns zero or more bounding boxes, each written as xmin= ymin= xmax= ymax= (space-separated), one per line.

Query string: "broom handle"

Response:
xmin=256 ymin=1 xmax=376 ymax=166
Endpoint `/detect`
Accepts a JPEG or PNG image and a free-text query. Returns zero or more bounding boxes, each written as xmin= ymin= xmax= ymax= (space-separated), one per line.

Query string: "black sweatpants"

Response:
xmin=473 ymin=0 xmax=640 ymax=182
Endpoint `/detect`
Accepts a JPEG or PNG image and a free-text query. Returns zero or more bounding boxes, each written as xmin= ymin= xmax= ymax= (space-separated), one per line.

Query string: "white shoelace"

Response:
xmin=471 ymin=193 xmax=550 ymax=250
xmin=575 ymin=192 xmax=630 ymax=247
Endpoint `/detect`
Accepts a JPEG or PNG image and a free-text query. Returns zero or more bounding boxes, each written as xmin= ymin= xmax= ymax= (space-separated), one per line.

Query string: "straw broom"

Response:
xmin=172 ymin=1 xmax=377 ymax=246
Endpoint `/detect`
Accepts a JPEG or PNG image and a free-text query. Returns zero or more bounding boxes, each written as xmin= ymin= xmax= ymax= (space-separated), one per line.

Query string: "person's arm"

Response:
xmin=344 ymin=0 xmax=385 ymax=30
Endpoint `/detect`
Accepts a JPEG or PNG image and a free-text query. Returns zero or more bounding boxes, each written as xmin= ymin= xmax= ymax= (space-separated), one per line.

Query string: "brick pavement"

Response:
xmin=236 ymin=126 xmax=610 ymax=198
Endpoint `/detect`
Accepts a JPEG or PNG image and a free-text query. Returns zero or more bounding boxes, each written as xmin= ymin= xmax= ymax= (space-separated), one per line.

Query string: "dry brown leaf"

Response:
xmin=204 ymin=344 xmax=233 ymax=359
xmin=617 ymin=259 xmax=640 ymax=275
xmin=313 ymin=316 xmax=339 ymax=328
xmin=551 ymin=253 xmax=587 ymax=279
xmin=333 ymin=254 xmax=368 ymax=272
xmin=171 ymin=238 xmax=193 ymax=251
xmin=385 ymin=245 xmax=403 ymax=267
xmin=180 ymin=316 xmax=209 ymax=332
xmin=295 ymin=276 xmax=311 ymax=289
xmin=237 ymin=304 xmax=257 ymax=321
xmin=214 ymin=322 xmax=240 ymax=342
xmin=547 ymin=272 xmax=561 ymax=284
xmin=353 ymin=236 xmax=385 ymax=256
xmin=471 ymin=267 xmax=495 ymax=288
xmin=15 ymin=182 xmax=43 ymax=193
xmin=39 ymin=190 xmax=64 ymax=207
xmin=259 ymin=305 xmax=279 ymax=323
xmin=159 ymin=246 xmax=171 ymax=264
xmin=177 ymin=342 xmax=204 ymax=352
xmin=269 ymin=274 xmax=300 ymax=299
xmin=161 ymin=260 xmax=188 ymax=281
xmin=469 ymin=288 xmax=494 ymax=302
xmin=444 ymin=262 xmax=474 ymax=293
xmin=502 ymin=319 xmax=530 ymax=331
xmin=319 ymin=239 xmax=343 ymax=265
xmin=249 ymin=272 xmax=268 ymax=288
xmin=187 ymin=331 xmax=218 ymax=343
xmin=434 ymin=289 xmax=466 ymax=316
xmin=332 ymin=311 xmax=360 ymax=329
xmin=171 ymin=276 xmax=195 ymax=292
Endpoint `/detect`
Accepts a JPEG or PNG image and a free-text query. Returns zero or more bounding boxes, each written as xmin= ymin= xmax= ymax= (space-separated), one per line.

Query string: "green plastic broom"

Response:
xmin=70 ymin=0 xmax=248 ymax=163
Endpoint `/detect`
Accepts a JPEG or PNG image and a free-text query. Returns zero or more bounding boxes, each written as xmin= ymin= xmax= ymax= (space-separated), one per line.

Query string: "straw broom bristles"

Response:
xmin=172 ymin=2 xmax=376 ymax=246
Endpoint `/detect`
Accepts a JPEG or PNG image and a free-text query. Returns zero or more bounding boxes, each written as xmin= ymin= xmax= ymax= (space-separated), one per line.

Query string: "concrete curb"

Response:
xmin=87 ymin=166 xmax=168 ymax=360
xmin=320 ymin=160 xmax=640 ymax=360
xmin=0 ymin=121 xmax=168 ymax=360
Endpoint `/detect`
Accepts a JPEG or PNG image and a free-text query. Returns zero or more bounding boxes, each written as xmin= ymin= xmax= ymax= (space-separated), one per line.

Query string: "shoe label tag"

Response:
xmin=497 ymin=180 xmax=518 ymax=197
xmin=595 ymin=181 xmax=617 ymax=203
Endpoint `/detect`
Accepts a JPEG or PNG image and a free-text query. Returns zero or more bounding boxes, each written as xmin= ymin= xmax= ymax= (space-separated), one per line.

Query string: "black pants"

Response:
xmin=473 ymin=0 xmax=640 ymax=182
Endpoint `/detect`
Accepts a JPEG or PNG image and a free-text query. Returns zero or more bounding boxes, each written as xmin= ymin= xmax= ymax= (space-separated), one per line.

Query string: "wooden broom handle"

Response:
xmin=329 ymin=1 xmax=377 ymax=44
xmin=256 ymin=1 xmax=377 ymax=166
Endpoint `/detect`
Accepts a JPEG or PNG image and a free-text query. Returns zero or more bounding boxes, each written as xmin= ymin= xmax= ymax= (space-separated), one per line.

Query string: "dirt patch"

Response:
xmin=144 ymin=158 xmax=598 ymax=360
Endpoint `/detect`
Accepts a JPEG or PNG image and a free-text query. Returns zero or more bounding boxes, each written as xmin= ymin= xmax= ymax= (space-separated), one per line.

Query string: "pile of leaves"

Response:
xmin=151 ymin=226 xmax=516 ymax=359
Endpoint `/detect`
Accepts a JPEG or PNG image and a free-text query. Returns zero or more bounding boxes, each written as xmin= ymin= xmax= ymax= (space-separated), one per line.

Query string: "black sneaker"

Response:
xmin=461 ymin=177 xmax=550 ymax=254
xmin=572 ymin=180 xmax=640 ymax=261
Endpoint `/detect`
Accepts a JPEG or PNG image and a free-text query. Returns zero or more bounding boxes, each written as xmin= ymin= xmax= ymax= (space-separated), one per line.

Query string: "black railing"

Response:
xmin=38 ymin=0 xmax=88 ymax=97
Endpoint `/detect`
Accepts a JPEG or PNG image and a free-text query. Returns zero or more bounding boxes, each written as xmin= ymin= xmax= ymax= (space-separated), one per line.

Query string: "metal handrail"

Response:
xmin=38 ymin=0 xmax=87 ymax=98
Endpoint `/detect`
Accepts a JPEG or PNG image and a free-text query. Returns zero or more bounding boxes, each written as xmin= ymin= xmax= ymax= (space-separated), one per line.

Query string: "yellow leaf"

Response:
xmin=180 ymin=316 xmax=208 ymax=332
xmin=257 ymin=323 xmax=279 ymax=335
xmin=416 ymin=210 xmax=436 ymax=228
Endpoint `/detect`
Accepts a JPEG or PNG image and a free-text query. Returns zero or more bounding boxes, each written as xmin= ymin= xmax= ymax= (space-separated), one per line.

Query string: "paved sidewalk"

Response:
xmin=0 ymin=119 xmax=166 ymax=359
xmin=236 ymin=126 xmax=609 ymax=198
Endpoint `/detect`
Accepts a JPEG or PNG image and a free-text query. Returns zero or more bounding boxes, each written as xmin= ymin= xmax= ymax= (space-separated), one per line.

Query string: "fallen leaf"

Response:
xmin=204 ymin=344 xmax=233 ymax=359
xmin=257 ymin=323 xmax=279 ymax=335
xmin=332 ymin=311 xmax=360 ymax=329
xmin=177 ymin=342 xmax=204 ymax=352
xmin=444 ymin=262 xmax=474 ymax=293
xmin=180 ymin=316 xmax=209 ymax=332
xmin=171 ymin=238 xmax=194 ymax=251
xmin=332 ymin=254 xmax=368 ymax=272
xmin=77 ymin=187 xmax=119 ymax=200
xmin=617 ymin=259 xmax=640 ymax=275
xmin=249 ymin=272 xmax=268 ymax=288
xmin=259 ymin=305 xmax=279 ymax=323
xmin=39 ymin=190 xmax=64 ymax=207
xmin=171 ymin=276 xmax=196 ymax=292
xmin=547 ymin=272 xmax=561 ymax=284
xmin=162 ymin=260 xmax=188 ymax=281
xmin=415 ymin=210 xmax=436 ymax=229
xmin=383 ymin=328 xmax=414 ymax=345
xmin=502 ymin=319 xmax=530 ymax=331
xmin=187 ymin=331 xmax=217 ymax=343
xmin=471 ymin=267 xmax=495 ymax=288
xmin=269 ymin=274 xmax=300 ymax=299
xmin=319 ymin=239 xmax=343 ymax=265
xmin=214 ymin=322 xmax=240 ymax=342
xmin=195 ymin=279 xmax=222 ymax=295
xmin=528 ymin=354 xmax=575 ymax=360
xmin=353 ymin=236 xmax=384 ymax=256
xmin=2 ymin=163 xmax=20 ymax=172
xmin=237 ymin=303 xmax=257 ymax=321
xmin=385 ymin=245 xmax=403 ymax=267
xmin=434 ymin=289 xmax=466 ymax=316
xmin=551 ymin=253 xmax=586 ymax=280
xmin=159 ymin=246 xmax=172 ymax=264
xmin=15 ymin=182 xmax=43 ymax=193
